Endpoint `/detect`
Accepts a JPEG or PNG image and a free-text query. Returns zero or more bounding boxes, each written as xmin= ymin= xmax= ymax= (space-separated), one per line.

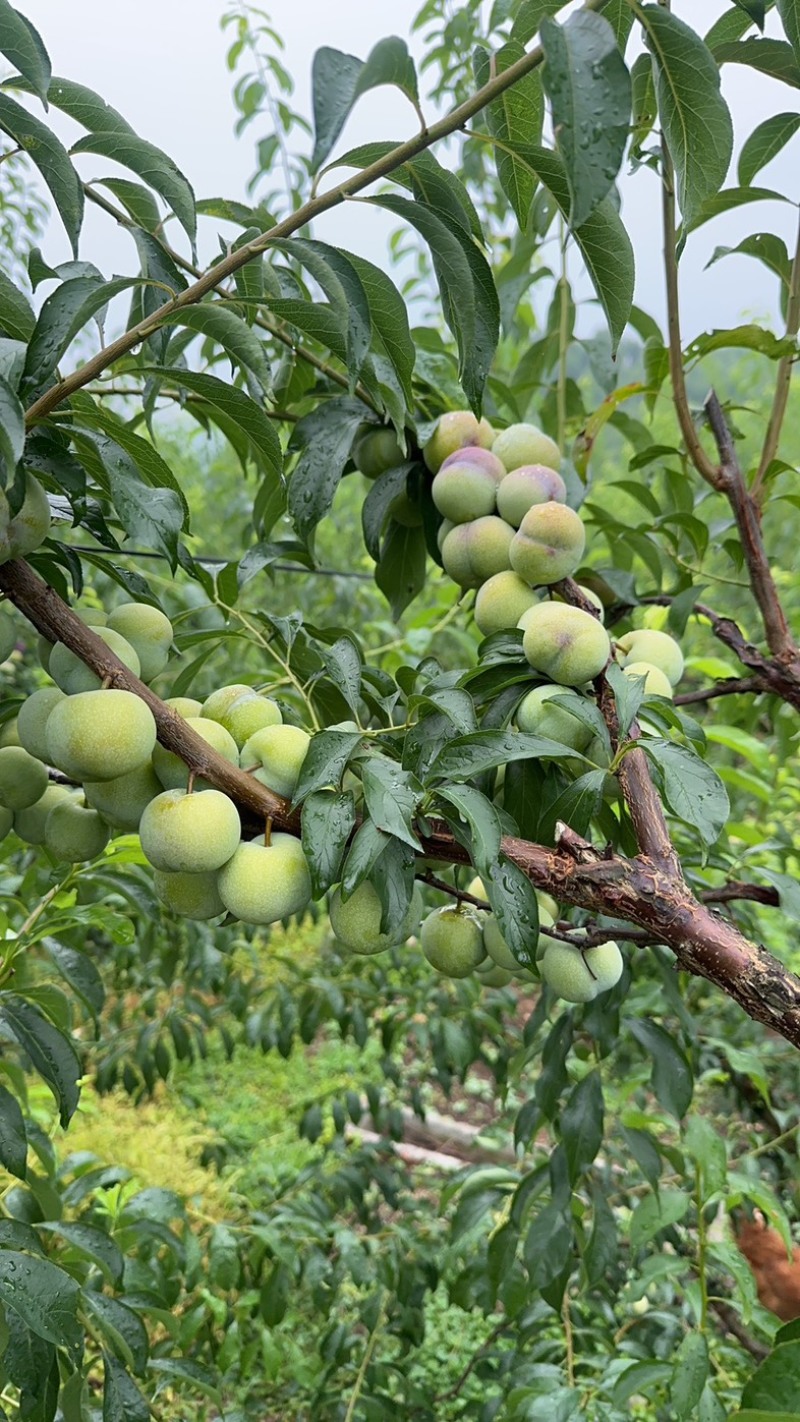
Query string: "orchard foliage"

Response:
xmin=1 ymin=0 xmax=800 ymax=1417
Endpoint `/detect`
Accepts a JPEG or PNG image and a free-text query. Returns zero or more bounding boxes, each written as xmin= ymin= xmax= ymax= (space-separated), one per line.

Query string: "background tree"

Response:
xmin=1 ymin=0 xmax=800 ymax=1417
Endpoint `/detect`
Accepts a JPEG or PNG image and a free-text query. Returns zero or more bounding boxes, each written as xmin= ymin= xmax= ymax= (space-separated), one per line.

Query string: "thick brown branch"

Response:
xmin=701 ymin=882 xmax=779 ymax=909
xmin=704 ymin=391 xmax=797 ymax=662
xmin=674 ymin=676 xmax=762 ymax=706
xmin=5 ymin=556 xmax=800 ymax=1050
xmin=644 ymin=596 xmax=800 ymax=712
xmin=25 ymin=0 xmax=610 ymax=427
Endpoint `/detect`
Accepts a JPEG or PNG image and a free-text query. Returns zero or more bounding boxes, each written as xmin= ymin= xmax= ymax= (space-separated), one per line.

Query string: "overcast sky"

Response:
xmin=8 ymin=1 xmax=800 ymax=343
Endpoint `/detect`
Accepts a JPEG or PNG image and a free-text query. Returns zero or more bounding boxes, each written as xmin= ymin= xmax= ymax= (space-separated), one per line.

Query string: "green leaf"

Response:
xmin=0 ymin=993 xmax=81 ymax=1127
xmin=584 ymin=1184 xmax=618 ymax=1286
xmin=0 ymin=374 xmax=24 ymax=487
xmin=354 ymin=36 xmax=419 ymax=108
xmin=739 ymin=111 xmax=800 ymax=183
xmin=292 ymin=728 xmax=363 ymax=805
xmin=485 ymin=856 xmax=540 ymax=970
xmin=715 ymin=36 xmax=800 ymax=86
xmin=741 ymin=1343 xmax=800 ymax=1412
xmin=23 ymin=74 xmax=134 ymax=132
xmin=288 ymin=396 xmax=365 ymax=545
xmin=629 ymin=1188 xmax=690 ymax=1248
xmin=0 ymin=269 xmax=34 ymax=342
xmin=362 ymin=463 xmax=415 ymax=560
xmin=274 ymin=238 xmax=371 ymax=386
xmin=731 ymin=1414 xmax=800 ymax=1421
xmin=161 ymin=304 xmax=271 ymax=393
xmin=473 ymin=41 xmax=543 ymax=225
xmin=671 ymin=1332 xmax=710 ymax=1419
xmin=733 ymin=0 xmax=767 ymax=24
xmin=0 ymin=1083 xmax=26 ymax=1180
xmin=640 ymin=5 xmax=733 ymax=226
xmin=511 ymin=0 xmax=567 ymax=45
xmin=560 ymin=1071 xmax=603 ymax=1183
xmin=77 ymin=431 xmax=184 ymax=570
xmin=310 ymin=45 xmax=364 ymax=172
xmin=74 ymin=406 xmax=189 ymax=518
xmin=301 ymin=790 xmax=356 ymax=897
xmin=42 ymin=1222 xmax=123 ymax=1287
xmin=44 ymin=941 xmax=105 ymax=1020
xmin=85 ymin=1292 xmax=148 ymax=1374
xmin=96 ymin=176 xmax=161 ymax=232
xmin=641 ymin=738 xmax=729 ymax=842
xmin=437 ymin=784 xmax=502 ymax=876
xmin=540 ymin=11 xmax=631 ymax=228
xmin=779 ymin=0 xmax=800 ymax=63
xmin=323 ymin=635 xmax=362 ymax=714
xmin=0 ymin=92 xmax=83 ymax=253
xmin=687 ymin=183 xmax=791 ymax=233
xmin=102 ymin=1353 xmax=150 ymax=1422
xmin=362 ymin=757 xmax=422 ymax=851
xmin=706 ymin=234 xmax=790 ymax=294
xmin=0 ymin=2 xmax=50 ymax=105
xmin=71 ymin=130 xmax=196 ymax=247
xmin=368 ymin=193 xmax=498 ymax=411
xmin=22 ymin=275 xmax=138 ymax=390
xmin=628 ymin=1018 xmax=693 ymax=1118
xmin=342 ymin=250 xmax=415 ymax=407
xmin=374 ymin=518 xmax=427 ymax=619
xmin=0 ymin=1250 xmax=80 ymax=1348
xmin=429 ymin=728 xmax=580 ymax=782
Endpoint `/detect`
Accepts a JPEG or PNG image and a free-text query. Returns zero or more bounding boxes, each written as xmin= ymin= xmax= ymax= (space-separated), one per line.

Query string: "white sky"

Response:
xmin=9 ymin=1 xmax=800 ymax=342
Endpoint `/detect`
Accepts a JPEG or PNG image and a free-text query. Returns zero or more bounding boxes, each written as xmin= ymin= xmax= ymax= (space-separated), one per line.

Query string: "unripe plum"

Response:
xmin=497 ymin=464 xmax=567 ymax=527
xmin=387 ymin=489 xmax=422 ymax=527
xmin=474 ymin=571 xmax=539 ymax=637
xmin=38 ymin=607 xmax=107 ymax=673
xmin=45 ymin=799 xmax=110 ymax=862
xmin=5 ymin=475 xmax=51 ymax=560
xmin=441 ymin=516 xmax=514 ymax=588
xmin=0 ymin=718 xmax=20 ymax=747
xmin=153 ymin=869 xmax=226 ymax=921
xmin=421 ymin=906 xmax=486 ymax=977
xmin=153 ymin=717 xmax=239 ymax=791
xmin=201 ymin=684 xmax=254 ymax=724
xmin=84 ymin=762 xmax=162 ymax=831
xmin=240 ymin=724 xmax=311 ymax=800
xmin=522 ymin=604 xmax=611 ymax=686
xmin=0 ymin=605 xmax=17 ymax=662
xmin=475 ymin=959 xmax=513 ymax=988
xmin=352 ymin=425 xmax=404 ymax=478
xmin=432 ymin=452 xmax=504 ymax=523
xmin=492 ymin=423 xmax=561 ymax=473
xmin=423 ymin=411 xmax=495 ymax=473
xmin=17 ymin=686 xmax=66 ymax=762
xmin=509 ymin=502 xmax=586 ymax=586
xmin=482 ymin=914 xmax=519 ymax=972
xmin=49 ymin=628 xmax=141 ymax=694
xmin=533 ymin=907 xmax=556 ymax=962
xmin=165 ymin=696 xmax=203 ymax=719
xmin=220 ymin=693 xmax=282 ymax=749
xmin=13 ymin=784 xmax=74 ymax=845
xmin=0 ymin=804 xmax=12 ymax=842
xmin=436 ymin=518 xmax=454 ymax=552
xmin=218 ymin=833 xmax=312 ymax=925
xmin=329 ymin=881 xmax=423 ymax=955
xmin=616 ymin=629 xmax=684 ymax=686
xmin=106 ymin=602 xmax=174 ymax=682
xmin=0 ymin=747 xmax=48 ymax=810
xmin=540 ymin=938 xmax=622 ymax=1002
xmin=622 ymin=661 xmax=673 ymax=699
xmin=139 ymin=788 xmax=241 ymax=873
xmin=47 ymin=689 xmax=157 ymax=781
xmin=516 ymin=683 xmax=593 ymax=752
xmin=467 ymin=875 xmax=489 ymax=904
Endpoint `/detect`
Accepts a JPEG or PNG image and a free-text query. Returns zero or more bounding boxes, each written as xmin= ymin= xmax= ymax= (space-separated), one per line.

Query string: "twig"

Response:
xmin=708 ymin=1296 xmax=769 ymax=1362
xmin=343 ymin=1293 xmax=387 ymax=1422
xmin=674 ymin=677 xmax=762 ymax=706
xmin=753 ymin=205 xmax=800 ymax=501
xmin=433 ymin=1319 xmax=510 ymax=1404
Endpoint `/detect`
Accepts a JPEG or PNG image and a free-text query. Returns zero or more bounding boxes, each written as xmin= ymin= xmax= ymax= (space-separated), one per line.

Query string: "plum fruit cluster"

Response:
xmin=0 ymin=600 xmax=314 ymax=930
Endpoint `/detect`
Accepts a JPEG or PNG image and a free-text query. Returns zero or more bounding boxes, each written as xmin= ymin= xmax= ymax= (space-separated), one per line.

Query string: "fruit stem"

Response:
xmin=100 ymin=674 xmax=112 ymax=690
xmin=264 ymin=817 xmax=272 ymax=848
xmin=187 ymin=771 xmax=196 ymax=795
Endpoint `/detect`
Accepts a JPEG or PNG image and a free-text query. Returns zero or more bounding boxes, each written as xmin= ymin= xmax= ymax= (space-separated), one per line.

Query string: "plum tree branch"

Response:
xmin=5 ymin=556 xmax=800 ymax=1049
xmin=25 ymin=0 xmax=611 ymax=428
xmin=644 ymin=595 xmax=800 ymax=712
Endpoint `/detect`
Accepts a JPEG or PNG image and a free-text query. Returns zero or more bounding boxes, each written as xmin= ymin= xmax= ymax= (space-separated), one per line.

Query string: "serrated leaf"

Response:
xmin=340 ymin=820 xmax=388 ymax=898
xmin=437 ymin=783 xmax=502 ymax=876
xmin=0 ymin=994 xmax=81 ymax=1127
xmin=474 ymin=41 xmax=543 ymax=224
xmin=362 ymin=462 xmax=415 ymax=560
xmin=0 ymin=373 xmax=24 ymax=486
xmin=486 ymin=856 xmax=539 ymax=969
xmin=0 ymin=1250 xmax=80 ymax=1347
xmin=739 ymin=111 xmax=800 ymax=183
xmin=310 ymin=45 xmax=364 ymax=172
xmin=629 ymin=1188 xmax=690 ymax=1248
xmin=78 ymin=431 xmax=184 ymax=570
xmin=740 ymin=1343 xmax=800 ymax=1412
xmin=161 ymin=304 xmax=271 ymax=392
xmin=42 ymin=1222 xmax=123 ymax=1287
xmin=640 ymin=5 xmax=733 ymax=226
xmin=511 ymin=0 xmax=566 ymax=45
xmin=0 ymin=1 xmax=50 ymax=105
xmin=22 ymin=275 xmax=138 ymax=391
xmin=671 ymin=1331 xmax=710 ymax=1419
xmin=429 ymin=728 xmax=582 ymax=782
xmin=374 ymin=519 xmax=427 ymax=620
xmin=641 ymin=738 xmax=729 ymax=843
xmin=540 ymin=11 xmax=631 ymax=228
xmin=71 ymin=130 xmax=196 ymax=247
xmin=274 ymin=238 xmax=371 ymax=387
xmin=355 ymin=36 xmax=418 ymax=107
xmin=733 ymin=0 xmax=767 ymax=24
xmin=368 ymin=193 xmax=498 ymax=411
xmin=560 ymin=1071 xmax=603 ymax=1183
xmin=686 ymin=323 xmax=794 ymax=360
xmin=340 ymin=249 xmax=415 ymax=407
xmin=628 ymin=1018 xmax=693 ymax=1118
xmin=0 ymin=1083 xmax=26 ymax=1180
xmin=584 ymin=1183 xmax=617 ymax=1286
xmin=362 ymin=757 xmax=422 ymax=850
xmin=301 ymin=790 xmax=356 ymax=896
xmin=21 ymin=74 xmax=134 ymax=132
xmin=707 ymin=234 xmax=790 ymax=296
xmin=288 ymin=396 xmax=365 ymax=544
xmin=687 ymin=183 xmax=792 ymax=233
xmin=0 ymin=92 xmax=83 ymax=253
xmin=44 ymin=941 xmax=104 ymax=1020
xmin=291 ymin=729 xmax=363 ymax=805
xmin=779 ymin=0 xmax=800 ymax=64
xmin=715 ymin=35 xmax=800 ymax=86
